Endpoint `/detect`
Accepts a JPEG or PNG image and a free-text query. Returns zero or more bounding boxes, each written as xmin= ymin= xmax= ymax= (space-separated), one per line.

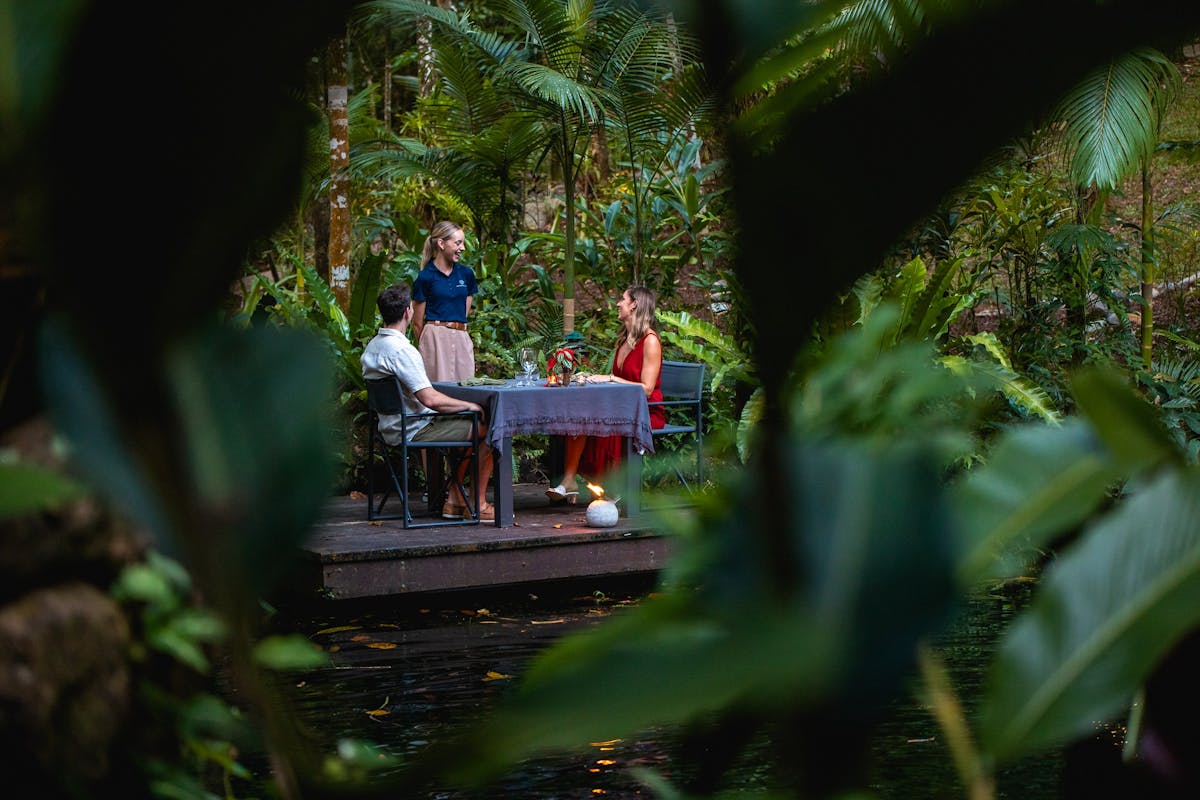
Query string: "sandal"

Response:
xmin=545 ymin=484 xmax=580 ymax=502
xmin=441 ymin=501 xmax=466 ymax=520
xmin=478 ymin=503 xmax=495 ymax=521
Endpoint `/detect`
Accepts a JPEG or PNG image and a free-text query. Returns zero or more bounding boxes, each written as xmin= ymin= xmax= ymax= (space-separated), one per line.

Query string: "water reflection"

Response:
xmin=270 ymin=577 xmax=1064 ymax=798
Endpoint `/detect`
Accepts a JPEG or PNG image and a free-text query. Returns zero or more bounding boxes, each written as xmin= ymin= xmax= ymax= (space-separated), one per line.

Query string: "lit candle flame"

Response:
xmin=586 ymin=482 xmax=605 ymax=499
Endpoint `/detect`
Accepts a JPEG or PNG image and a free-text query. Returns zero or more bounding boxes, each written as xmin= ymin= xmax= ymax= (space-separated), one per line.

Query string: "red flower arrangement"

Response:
xmin=546 ymin=347 xmax=577 ymax=385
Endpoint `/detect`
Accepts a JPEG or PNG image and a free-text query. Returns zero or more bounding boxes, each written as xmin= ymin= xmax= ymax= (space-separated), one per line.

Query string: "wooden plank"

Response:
xmin=296 ymin=486 xmax=680 ymax=599
xmin=317 ymin=536 xmax=670 ymax=599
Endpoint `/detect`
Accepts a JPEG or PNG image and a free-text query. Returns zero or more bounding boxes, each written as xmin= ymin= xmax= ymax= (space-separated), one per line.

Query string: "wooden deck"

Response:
xmin=293 ymin=484 xmax=680 ymax=600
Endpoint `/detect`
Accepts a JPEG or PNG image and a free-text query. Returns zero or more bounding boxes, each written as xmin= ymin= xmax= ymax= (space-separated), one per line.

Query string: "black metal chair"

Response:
xmin=647 ymin=360 xmax=706 ymax=494
xmin=365 ymin=377 xmax=482 ymax=528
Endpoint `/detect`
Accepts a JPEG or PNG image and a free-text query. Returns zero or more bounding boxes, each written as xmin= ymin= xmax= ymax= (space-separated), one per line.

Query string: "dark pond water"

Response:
xmin=267 ymin=575 xmax=1072 ymax=798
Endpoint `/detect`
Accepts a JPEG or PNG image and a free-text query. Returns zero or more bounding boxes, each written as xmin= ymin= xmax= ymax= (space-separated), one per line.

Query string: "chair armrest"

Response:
xmin=407 ymin=409 xmax=481 ymax=421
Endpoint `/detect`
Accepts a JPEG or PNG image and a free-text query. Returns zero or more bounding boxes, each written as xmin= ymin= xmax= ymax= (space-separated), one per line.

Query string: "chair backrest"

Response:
xmin=660 ymin=361 xmax=705 ymax=401
xmin=365 ymin=377 xmax=406 ymax=416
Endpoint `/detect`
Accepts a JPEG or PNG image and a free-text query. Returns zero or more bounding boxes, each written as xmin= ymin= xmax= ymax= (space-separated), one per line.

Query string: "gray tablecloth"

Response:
xmin=437 ymin=381 xmax=655 ymax=454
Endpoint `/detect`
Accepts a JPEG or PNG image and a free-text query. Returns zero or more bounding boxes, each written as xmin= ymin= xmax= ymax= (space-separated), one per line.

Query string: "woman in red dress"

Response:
xmin=545 ymin=286 xmax=666 ymax=500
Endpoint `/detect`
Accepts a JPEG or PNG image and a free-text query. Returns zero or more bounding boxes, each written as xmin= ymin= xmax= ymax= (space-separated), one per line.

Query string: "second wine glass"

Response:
xmin=519 ymin=347 xmax=537 ymax=385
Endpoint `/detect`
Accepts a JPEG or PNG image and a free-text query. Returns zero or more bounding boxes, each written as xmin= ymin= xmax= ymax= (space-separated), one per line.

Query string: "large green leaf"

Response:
xmin=950 ymin=418 xmax=1118 ymax=583
xmin=407 ymin=438 xmax=957 ymax=790
xmin=434 ymin=595 xmax=834 ymax=788
xmin=980 ymin=468 xmax=1200 ymax=762
xmin=165 ymin=324 xmax=339 ymax=593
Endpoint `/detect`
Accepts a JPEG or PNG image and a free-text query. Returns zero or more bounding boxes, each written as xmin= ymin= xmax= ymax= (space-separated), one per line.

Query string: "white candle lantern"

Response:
xmin=584 ymin=482 xmax=619 ymax=527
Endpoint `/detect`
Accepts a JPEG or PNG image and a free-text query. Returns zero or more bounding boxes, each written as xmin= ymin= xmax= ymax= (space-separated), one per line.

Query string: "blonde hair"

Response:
xmin=622 ymin=285 xmax=657 ymax=347
xmin=422 ymin=221 xmax=462 ymax=265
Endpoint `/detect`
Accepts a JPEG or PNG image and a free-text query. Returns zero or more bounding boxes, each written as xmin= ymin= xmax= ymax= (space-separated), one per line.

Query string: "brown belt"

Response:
xmin=426 ymin=320 xmax=467 ymax=331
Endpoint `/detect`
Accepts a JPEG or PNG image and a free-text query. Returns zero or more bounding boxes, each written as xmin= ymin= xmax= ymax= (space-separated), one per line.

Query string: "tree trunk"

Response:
xmin=327 ymin=31 xmax=351 ymax=311
xmin=560 ymin=120 xmax=577 ymax=334
xmin=1140 ymin=161 xmax=1155 ymax=371
xmin=383 ymin=30 xmax=392 ymax=134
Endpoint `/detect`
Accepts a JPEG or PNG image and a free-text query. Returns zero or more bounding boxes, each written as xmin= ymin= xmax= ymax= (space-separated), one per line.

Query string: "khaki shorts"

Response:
xmin=412 ymin=416 xmax=476 ymax=442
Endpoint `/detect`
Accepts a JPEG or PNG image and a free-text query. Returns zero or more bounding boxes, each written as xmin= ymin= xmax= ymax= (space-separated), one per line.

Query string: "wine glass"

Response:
xmin=519 ymin=347 xmax=538 ymax=386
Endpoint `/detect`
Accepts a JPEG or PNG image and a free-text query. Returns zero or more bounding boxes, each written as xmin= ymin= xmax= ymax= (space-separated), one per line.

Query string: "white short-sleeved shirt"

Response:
xmin=361 ymin=327 xmax=434 ymax=444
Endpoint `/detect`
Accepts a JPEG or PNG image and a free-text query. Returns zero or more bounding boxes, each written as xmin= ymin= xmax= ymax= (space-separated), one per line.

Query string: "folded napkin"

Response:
xmin=458 ymin=376 xmax=510 ymax=386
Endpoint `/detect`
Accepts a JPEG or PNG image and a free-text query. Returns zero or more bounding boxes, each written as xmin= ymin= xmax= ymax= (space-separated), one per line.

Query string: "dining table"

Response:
xmin=435 ymin=378 xmax=655 ymax=527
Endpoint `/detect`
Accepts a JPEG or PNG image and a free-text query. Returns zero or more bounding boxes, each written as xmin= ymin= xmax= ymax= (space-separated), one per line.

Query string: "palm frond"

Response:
xmin=499 ymin=0 xmax=584 ymax=74
xmin=435 ymin=42 xmax=504 ymax=134
xmin=1056 ymin=48 xmax=1181 ymax=190
xmin=356 ymin=0 xmax=470 ymax=33
xmin=502 ymin=61 xmax=605 ymax=121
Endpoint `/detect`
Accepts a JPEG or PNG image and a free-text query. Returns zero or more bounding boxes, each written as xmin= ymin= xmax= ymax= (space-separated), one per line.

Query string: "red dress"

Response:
xmin=578 ymin=332 xmax=665 ymax=478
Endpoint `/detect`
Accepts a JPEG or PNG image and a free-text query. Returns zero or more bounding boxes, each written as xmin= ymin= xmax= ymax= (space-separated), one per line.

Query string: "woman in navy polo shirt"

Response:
xmin=412 ymin=220 xmax=478 ymax=382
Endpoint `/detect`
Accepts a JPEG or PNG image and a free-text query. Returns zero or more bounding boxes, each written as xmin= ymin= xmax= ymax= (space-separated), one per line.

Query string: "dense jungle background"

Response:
xmin=4 ymin=0 xmax=1200 ymax=798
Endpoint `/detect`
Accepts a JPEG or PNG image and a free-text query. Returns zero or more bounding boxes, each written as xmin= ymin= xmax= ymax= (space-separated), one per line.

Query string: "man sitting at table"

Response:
xmin=362 ymin=283 xmax=495 ymax=521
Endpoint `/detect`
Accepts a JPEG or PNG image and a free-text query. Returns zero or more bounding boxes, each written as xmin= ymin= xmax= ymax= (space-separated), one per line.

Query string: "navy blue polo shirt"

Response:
xmin=412 ymin=260 xmax=478 ymax=323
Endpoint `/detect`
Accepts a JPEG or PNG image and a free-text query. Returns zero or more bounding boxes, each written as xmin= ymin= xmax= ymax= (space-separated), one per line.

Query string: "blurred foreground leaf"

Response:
xmin=0 ymin=463 xmax=84 ymax=517
xmin=951 ymin=418 xmax=1120 ymax=583
xmin=414 ymin=437 xmax=958 ymax=790
xmin=253 ymin=634 xmax=330 ymax=671
xmin=979 ymin=468 xmax=1200 ymax=762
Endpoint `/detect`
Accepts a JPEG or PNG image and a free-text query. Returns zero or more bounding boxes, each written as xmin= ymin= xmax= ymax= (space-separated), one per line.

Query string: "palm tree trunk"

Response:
xmin=561 ymin=118 xmax=577 ymax=334
xmin=417 ymin=16 xmax=435 ymax=97
xmin=327 ymin=31 xmax=351 ymax=311
xmin=383 ymin=30 xmax=392 ymax=134
xmin=1140 ymin=161 xmax=1155 ymax=370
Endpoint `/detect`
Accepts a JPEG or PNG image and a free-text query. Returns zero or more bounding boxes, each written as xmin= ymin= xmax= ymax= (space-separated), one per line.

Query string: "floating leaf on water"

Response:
xmin=366 ymin=709 xmax=390 ymax=718
xmin=350 ymin=634 xmax=371 ymax=642
xmin=315 ymin=625 xmax=361 ymax=636
xmin=484 ymin=670 xmax=513 ymax=681
xmin=366 ymin=642 xmax=398 ymax=650
xmin=531 ymin=619 xmax=565 ymax=625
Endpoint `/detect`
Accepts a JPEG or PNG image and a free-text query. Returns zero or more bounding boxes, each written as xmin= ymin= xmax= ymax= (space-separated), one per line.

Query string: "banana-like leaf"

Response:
xmin=950 ymin=417 xmax=1119 ymax=583
xmin=980 ymin=468 xmax=1200 ymax=762
xmin=421 ymin=436 xmax=955 ymax=790
xmin=433 ymin=595 xmax=834 ymax=788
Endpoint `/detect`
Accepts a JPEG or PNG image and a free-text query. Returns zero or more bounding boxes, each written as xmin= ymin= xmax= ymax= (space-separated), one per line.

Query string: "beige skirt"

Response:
xmin=418 ymin=324 xmax=475 ymax=382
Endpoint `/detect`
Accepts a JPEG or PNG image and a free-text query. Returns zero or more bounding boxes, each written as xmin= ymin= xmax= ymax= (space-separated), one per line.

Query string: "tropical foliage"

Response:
xmin=6 ymin=0 xmax=1200 ymax=799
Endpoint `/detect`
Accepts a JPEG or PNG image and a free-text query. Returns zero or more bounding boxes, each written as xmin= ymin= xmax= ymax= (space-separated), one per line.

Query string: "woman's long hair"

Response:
xmin=622 ymin=285 xmax=657 ymax=347
xmin=422 ymin=221 xmax=462 ymax=265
